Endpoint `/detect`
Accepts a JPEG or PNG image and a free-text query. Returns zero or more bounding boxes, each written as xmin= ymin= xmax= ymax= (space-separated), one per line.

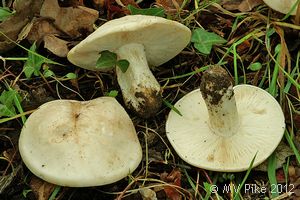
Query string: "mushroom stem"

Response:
xmin=116 ymin=43 xmax=162 ymax=118
xmin=200 ymin=66 xmax=239 ymax=137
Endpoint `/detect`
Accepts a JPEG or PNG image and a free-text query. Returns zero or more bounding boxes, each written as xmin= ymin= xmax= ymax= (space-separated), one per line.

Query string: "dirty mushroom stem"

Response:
xmin=200 ymin=66 xmax=239 ymax=136
xmin=116 ymin=43 xmax=162 ymax=118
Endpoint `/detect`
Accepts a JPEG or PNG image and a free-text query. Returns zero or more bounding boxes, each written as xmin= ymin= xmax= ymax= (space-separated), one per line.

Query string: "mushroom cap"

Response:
xmin=166 ymin=85 xmax=285 ymax=172
xmin=19 ymin=97 xmax=142 ymax=187
xmin=67 ymin=15 xmax=191 ymax=71
xmin=263 ymin=0 xmax=298 ymax=15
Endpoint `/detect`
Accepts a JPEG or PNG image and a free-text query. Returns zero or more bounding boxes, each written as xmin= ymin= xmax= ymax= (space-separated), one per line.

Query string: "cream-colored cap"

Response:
xmin=166 ymin=85 xmax=285 ymax=172
xmin=67 ymin=15 xmax=191 ymax=70
xmin=19 ymin=97 xmax=142 ymax=186
xmin=263 ymin=0 xmax=299 ymax=15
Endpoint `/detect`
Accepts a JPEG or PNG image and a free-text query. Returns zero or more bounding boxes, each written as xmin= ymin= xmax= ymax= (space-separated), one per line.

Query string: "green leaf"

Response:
xmin=203 ymin=182 xmax=213 ymax=200
xmin=23 ymin=42 xmax=45 ymax=78
xmin=96 ymin=50 xmax=117 ymax=69
xmin=65 ymin=72 xmax=77 ymax=79
xmin=0 ymin=7 xmax=14 ymax=21
xmin=0 ymin=89 xmax=21 ymax=117
xmin=116 ymin=59 xmax=129 ymax=73
xmin=191 ymin=28 xmax=227 ymax=55
xmin=43 ymin=69 xmax=54 ymax=78
xmin=268 ymin=153 xmax=279 ymax=198
xmin=248 ymin=62 xmax=262 ymax=71
xmin=106 ymin=90 xmax=119 ymax=97
xmin=127 ymin=5 xmax=165 ymax=17
xmin=194 ymin=43 xmax=212 ymax=55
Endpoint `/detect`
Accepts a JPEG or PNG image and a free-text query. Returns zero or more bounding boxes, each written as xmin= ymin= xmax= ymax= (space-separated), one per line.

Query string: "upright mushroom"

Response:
xmin=263 ymin=0 xmax=299 ymax=15
xmin=67 ymin=15 xmax=191 ymax=118
xmin=166 ymin=66 xmax=285 ymax=172
xmin=19 ymin=97 xmax=142 ymax=187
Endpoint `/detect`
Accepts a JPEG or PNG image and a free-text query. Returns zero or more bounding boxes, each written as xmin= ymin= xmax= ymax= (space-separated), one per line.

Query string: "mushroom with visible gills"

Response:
xmin=67 ymin=15 xmax=191 ymax=118
xmin=263 ymin=0 xmax=299 ymax=15
xmin=19 ymin=97 xmax=142 ymax=187
xmin=166 ymin=66 xmax=285 ymax=172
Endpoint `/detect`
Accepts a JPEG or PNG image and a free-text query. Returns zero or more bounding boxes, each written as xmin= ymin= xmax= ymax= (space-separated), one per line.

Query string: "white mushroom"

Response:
xmin=19 ymin=97 xmax=142 ymax=187
xmin=263 ymin=0 xmax=299 ymax=15
xmin=67 ymin=15 xmax=191 ymax=118
xmin=166 ymin=66 xmax=285 ymax=172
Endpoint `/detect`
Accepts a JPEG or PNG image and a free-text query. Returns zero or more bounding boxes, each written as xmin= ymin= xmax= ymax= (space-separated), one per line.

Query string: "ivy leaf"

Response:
xmin=96 ymin=50 xmax=117 ymax=69
xmin=116 ymin=59 xmax=129 ymax=73
xmin=106 ymin=90 xmax=119 ymax=97
xmin=23 ymin=42 xmax=45 ymax=78
xmin=0 ymin=89 xmax=21 ymax=117
xmin=191 ymin=28 xmax=227 ymax=55
xmin=65 ymin=73 xmax=77 ymax=79
xmin=43 ymin=69 xmax=55 ymax=78
xmin=0 ymin=7 xmax=15 ymax=21
xmin=127 ymin=5 xmax=165 ymax=17
xmin=248 ymin=62 xmax=262 ymax=71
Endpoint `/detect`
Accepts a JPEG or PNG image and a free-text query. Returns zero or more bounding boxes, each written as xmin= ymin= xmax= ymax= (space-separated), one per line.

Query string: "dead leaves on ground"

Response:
xmin=0 ymin=0 xmax=43 ymax=52
xmin=0 ymin=0 xmax=99 ymax=57
xmin=29 ymin=176 xmax=57 ymax=200
xmin=160 ymin=169 xmax=182 ymax=200
xmin=221 ymin=0 xmax=263 ymax=12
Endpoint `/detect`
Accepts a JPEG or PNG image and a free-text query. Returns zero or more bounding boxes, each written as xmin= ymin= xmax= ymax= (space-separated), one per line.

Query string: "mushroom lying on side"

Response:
xmin=166 ymin=66 xmax=285 ymax=172
xmin=19 ymin=97 xmax=142 ymax=187
xmin=67 ymin=15 xmax=191 ymax=118
xmin=263 ymin=0 xmax=299 ymax=15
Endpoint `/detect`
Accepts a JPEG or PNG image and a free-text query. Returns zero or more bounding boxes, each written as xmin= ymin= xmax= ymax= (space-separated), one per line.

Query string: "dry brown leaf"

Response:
xmin=30 ymin=176 xmax=56 ymax=200
xmin=238 ymin=0 xmax=263 ymax=12
xmin=254 ymin=142 xmax=294 ymax=171
xmin=44 ymin=35 xmax=69 ymax=57
xmin=26 ymin=18 xmax=62 ymax=42
xmin=139 ymin=187 xmax=158 ymax=200
xmin=160 ymin=169 xmax=182 ymax=200
xmin=222 ymin=0 xmax=262 ymax=11
xmin=40 ymin=0 xmax=99 ymax=37
xmin=156 ymin=0 xmax=184 ymax=10
xmin=221 ymin=0 xmax=242 ymax=11
xmin=0 ymin=0 xmax=43 ymax=52
xmin=156 ymin=0 xmax=190 ymax=14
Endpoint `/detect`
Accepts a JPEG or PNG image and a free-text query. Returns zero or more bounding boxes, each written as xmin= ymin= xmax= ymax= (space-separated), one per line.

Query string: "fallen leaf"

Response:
xmin=237 ymin=39 xmax=251 ymax=53
xmin=26 ymin=18 xmax=62 ymax=42
xmin=221 ymin=0 xmax=262 ymax=12
xmin=238 ymin=0 xmax=263 ymax=12
xmin=139 ymin=187 xmax=158 ymax=200
xmin=40 ymin=0 xmax=99 ymax=37
xmin=44 ymin=35 xmax=69 ymax=57
xmin=156 ymin=0 xmax=188 ymax=11
xmin=160 ymin=169 xmax=182 ymax=200
xmin=221 ymin=0 xmax=242 ymax=11
xmin=0 ymin=0 xmax=43 ymax=52
xmin=30 ymin=176 xmax=56 ymax=200
xmin=254 ymin=142 xmax=294 ymax=171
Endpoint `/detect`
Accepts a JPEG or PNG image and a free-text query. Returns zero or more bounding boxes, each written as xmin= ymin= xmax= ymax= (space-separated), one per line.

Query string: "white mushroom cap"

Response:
xmin=67 ymin=14 xmax=191 ymax=70
xmin=263 ymin=0 xmax=299 ymax=15
xmin=166 ymin=67 xmax=285 ymax=172
xmin=67 ymin=15 xmax=191 ymax=118
xmin=19 ymin=97 xmax=142 ymax=187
